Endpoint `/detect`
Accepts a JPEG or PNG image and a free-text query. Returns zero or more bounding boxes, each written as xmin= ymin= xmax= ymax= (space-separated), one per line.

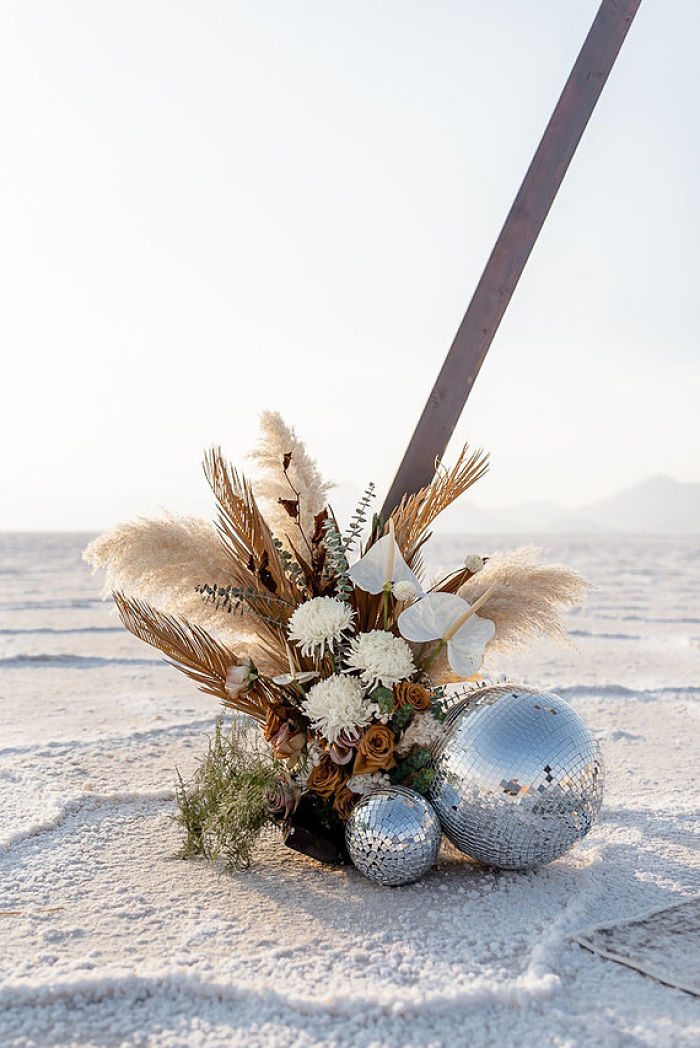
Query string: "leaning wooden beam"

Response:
xmin=381 ymin=0 xmax=642 ymax=519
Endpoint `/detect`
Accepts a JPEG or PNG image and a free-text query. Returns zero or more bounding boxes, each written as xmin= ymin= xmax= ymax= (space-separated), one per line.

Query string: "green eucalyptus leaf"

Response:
xmin=369 ymin=686 xmax=395 ymax=715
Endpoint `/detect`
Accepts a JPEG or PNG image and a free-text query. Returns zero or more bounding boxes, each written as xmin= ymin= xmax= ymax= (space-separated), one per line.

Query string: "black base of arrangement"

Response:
xmin=284 ymin=795 xmax=349 ymax=865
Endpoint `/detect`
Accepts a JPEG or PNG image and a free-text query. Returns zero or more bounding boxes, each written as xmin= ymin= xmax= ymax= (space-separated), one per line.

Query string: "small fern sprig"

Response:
xmin=175 ymin=716 xmax=282 ymax=870
xmin=321 ymin=517 xmax=352 ymax=602
xmin=343 ymin=482 xmax=376 ymax=553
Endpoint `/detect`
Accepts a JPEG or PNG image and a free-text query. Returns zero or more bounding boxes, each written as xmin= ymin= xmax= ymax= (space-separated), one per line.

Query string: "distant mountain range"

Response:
xmin=439 ymin=475 xmax=700 ymax=534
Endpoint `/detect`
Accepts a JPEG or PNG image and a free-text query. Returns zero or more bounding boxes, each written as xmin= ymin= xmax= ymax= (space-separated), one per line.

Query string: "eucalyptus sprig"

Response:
xmin=321 ymin=516 xmax=352 ymax=602
xmin=343 ymin=482 xmax=376 ymax=553
xmin=196 ymin=583 xmax=293 ymax=625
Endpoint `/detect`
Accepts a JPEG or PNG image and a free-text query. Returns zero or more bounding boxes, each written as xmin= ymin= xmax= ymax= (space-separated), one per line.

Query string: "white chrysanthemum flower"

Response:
xmin=345 ymin=630 xmax=415 ymax=689
xmin=392 ymin=579 xmax=418 ymax=602
xmin=287 ymin=597 xmax=354 ymax=657
xmin=347 ymin=772 xmax=392 ymax=795
xmin=394 ymin=712 xmax=446 ymax=757
xmin=301 ymin=674 xmax=372 ymax=743
xmin=465 ymin=554 xmax=484 ymax=573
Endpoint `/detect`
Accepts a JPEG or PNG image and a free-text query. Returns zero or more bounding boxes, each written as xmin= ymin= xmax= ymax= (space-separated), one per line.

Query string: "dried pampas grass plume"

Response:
xmin=83 ymin=514 xmax=245 ymax=640
xmin=458 ymin=545 xmax=589 ymax=655
xmin=249 ymin=410 xmax=333 ymax=546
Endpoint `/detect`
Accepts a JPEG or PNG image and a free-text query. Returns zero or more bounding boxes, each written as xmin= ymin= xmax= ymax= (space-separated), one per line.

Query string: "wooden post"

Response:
xmin=381 ymin=0 xmax=642 ymax=519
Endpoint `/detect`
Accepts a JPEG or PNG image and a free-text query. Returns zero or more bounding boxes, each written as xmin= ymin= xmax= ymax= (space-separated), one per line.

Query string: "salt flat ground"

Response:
xmin=0 ymin=533 xmax=698 ymax=1048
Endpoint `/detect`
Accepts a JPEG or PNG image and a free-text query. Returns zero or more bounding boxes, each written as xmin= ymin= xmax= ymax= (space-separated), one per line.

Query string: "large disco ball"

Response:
xmin=345 ymin=786 xmax=441 ymax=886
xmin=429 ymin=685 xmax=603 ymax=869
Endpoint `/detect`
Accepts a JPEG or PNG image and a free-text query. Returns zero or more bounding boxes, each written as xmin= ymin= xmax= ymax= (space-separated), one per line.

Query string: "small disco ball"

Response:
xmin=429 ymin=685 xmax=603 ymax=870
xmin=345 ymin=786 xmax=442 ymax=886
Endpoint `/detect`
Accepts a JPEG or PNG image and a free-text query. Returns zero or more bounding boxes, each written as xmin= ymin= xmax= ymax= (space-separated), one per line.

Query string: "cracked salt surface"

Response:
xmin=1 ymin=532 xmax=699 ymax=1048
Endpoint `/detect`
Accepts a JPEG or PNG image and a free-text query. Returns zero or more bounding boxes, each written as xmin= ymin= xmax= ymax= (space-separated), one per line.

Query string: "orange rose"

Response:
xmin=306 ymin=756 xmax=346 ymax=800
xmin=353 ymin=724 xmax=396 ymax=774
xmin=393 ymin=681 xmax=432 ymax=712
xmin=333 ymin=787 xmax=359 ymax=822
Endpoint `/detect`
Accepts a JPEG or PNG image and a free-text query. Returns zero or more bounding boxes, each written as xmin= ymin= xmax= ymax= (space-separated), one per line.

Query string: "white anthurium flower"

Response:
xmin=273 ymin=643 xmax=319 ymax=687
xmin=347 ymin=520 xmax=423 ymax=597
xmin=397 ymin=588 xmax=496 ymax=678
xmin=272 ymin=670 xmax=319 ymax=687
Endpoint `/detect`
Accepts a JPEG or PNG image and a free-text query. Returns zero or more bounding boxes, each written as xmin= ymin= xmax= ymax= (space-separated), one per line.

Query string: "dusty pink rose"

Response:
xmin=265 ymin=776 xmax=299 ymax=818
xmin=329 ymin=742 xmax=354 ymax=765
xmin=337 ymin=727 xmax=365 ymax=748
xmin=330 ymin=727 xmax=365 ymax=765
xmin=269 ymin=722 xmax=306 ymax=759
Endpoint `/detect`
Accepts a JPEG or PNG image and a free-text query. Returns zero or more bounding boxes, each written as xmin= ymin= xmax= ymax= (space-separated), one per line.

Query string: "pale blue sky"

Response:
xmin=1 ymin=1 xmax=698 ymax=530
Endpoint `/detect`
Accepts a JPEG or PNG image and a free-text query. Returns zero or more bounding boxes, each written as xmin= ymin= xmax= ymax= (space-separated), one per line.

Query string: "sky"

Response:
xmin=1 ymin=0 xmax=698 ymax=531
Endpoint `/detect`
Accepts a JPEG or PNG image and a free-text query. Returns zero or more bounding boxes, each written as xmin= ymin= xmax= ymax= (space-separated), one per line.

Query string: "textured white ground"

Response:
xmin=1 ymin=532 xmax=698 ymax=1048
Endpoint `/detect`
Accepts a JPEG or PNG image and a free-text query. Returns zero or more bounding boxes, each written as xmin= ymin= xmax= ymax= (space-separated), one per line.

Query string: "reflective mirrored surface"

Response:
xmin=430 ymin=686 xmax=604 ymax=869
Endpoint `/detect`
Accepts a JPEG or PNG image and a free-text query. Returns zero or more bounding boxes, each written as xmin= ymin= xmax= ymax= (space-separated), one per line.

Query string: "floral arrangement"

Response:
xmin=85 ymin=412 xmax=587 ymax=868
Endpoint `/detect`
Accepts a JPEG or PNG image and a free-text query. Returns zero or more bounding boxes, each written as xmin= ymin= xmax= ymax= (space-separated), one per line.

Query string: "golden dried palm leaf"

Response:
xmin=203 ymin=447 xmax=302 ymax=609
xmin=350 ymin=584 xmax=383 ymax=634
xmin=389 ymin=444 xmax=489 ymax=567
xmin=113 ymin=592 xmax=270 ymax=721
xmin=431 ymin=565 xmax=474 ymax=595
